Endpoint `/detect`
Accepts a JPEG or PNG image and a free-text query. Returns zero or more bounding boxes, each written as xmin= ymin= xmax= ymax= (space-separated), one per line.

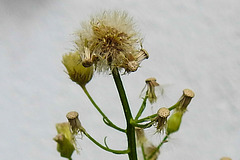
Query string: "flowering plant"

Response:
xmin=54 ymin=10 xmax=195 ymax=160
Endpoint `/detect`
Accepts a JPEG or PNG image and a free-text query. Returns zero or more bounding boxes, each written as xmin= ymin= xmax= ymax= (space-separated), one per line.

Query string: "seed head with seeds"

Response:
xmin=75 ymin=11 xmax=148 ymax=73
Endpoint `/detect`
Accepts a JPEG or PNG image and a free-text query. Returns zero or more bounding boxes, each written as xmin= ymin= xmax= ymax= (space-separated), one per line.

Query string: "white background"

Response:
xmin=0 ymin=0 xmax=239 ymax=159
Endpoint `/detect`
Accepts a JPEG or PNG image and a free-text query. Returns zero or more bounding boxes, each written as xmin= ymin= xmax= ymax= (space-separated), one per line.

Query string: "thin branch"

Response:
xmin=135 ymin=94 xmax=148 ymax=120
xmin=82 ymin=86 xmax=126 ymax=133
xmin=83 ymin=130 xmax=129 ymax=154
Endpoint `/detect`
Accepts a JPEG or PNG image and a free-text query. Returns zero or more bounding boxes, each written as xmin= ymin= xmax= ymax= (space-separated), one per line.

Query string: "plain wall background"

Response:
xmin=0 ymin=0 xmax=239 ymax=159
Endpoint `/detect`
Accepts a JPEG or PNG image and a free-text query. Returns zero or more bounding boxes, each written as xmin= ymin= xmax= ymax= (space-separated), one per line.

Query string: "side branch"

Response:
xmin=82 ymin=130 xmax=129 ymax=154
xmin=82 ymin=86 xmax=126 ymax=133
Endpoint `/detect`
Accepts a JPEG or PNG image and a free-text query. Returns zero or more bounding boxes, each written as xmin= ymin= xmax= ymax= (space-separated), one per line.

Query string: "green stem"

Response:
xmin=168 ymin=101 xmax=180 ymax=111
xmin=82 ymin=86 xmax=126 ymax=133
xmin=136 ymin=114 xmax=157 ymax=123
xmin=112 ymin=67 xmax=138 ymax=160
xmin=141 ymin=144 xmax=147 ymax=160
xmin=147 ymin=135 xmax=168 ymax=160
xmin=83 ymin=130 xmax=129 ymax=154
xmin=135 ymin=94 xmax=148 ymax=120
xmin=130 ymin=119 xmax=154 ymax=129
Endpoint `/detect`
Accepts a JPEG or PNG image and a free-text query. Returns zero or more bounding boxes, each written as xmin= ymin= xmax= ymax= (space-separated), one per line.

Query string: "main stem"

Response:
xmin=112 ymin=68 xmax=137 ymax=160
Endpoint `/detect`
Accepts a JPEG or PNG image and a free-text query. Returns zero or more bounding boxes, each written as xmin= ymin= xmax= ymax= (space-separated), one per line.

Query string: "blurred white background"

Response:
xmin=0 ymin=0 xmax=239 ymax=159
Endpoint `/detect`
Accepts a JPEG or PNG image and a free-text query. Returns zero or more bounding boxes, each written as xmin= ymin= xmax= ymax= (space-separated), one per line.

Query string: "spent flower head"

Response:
xmin=75 ymin=10 xmax=148 ymax=73
xmin=175 ymin=89 xmax=195 ymax=113
xmin=62 ymin=51 xmax=94 ymax=87
xmin=143 ymin=77 xmax=160 ymax=104
xmin=155 ymin=107 xmax=170 ymax=133
xmin=66 ymin=111 xmax=85 ymax=135
xmin=135 ymin=127 xmax=147 ymax=145
xmin=145 ymin=143 xmax=160 ymax=160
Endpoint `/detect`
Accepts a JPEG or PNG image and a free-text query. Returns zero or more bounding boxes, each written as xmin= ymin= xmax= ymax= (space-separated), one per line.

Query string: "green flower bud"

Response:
xmin=166 ymin=111 xmax=183 ymax=135
xmin=53 ymin=122 xmax=75 ymax=159
xmin=62 ymin=51 xmax=93 ymax=87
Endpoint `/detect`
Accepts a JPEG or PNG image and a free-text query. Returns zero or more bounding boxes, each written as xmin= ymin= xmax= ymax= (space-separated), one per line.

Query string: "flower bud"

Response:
xmin=166 ymin=111 xmax=183 ymax=135
xmin=62 ymin=51 xmax=93 ymax=87
xmin=53 ymin=122 xmax=75 ymax=159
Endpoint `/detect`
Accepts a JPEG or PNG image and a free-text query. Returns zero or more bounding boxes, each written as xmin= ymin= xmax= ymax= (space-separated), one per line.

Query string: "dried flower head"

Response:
xmin=54 ymin=122 xmax=75 ymax=159
xmin=62 ymin=51 xmax=94 ymax=87
xmin=144 ymin=77 xmax=160 ymax=104
xmin=66 ymin=111 xmax=85 ymax=135
xmin=155 ymin=107 xmax=170 ymax=133
xmin=135 ymin=127 xmax=147 ymax=145
xmin=75 ymin=10 xmax=148 ymax=73
xmin=176 ymin=89 xmax=195 ymax=113
xmin=145 ymin=143 xmax=160 ymax=160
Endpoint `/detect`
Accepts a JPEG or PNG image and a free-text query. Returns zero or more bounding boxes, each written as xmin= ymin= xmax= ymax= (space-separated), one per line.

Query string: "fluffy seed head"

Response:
xmin=75 ymin=10 xmax=148 ymax=73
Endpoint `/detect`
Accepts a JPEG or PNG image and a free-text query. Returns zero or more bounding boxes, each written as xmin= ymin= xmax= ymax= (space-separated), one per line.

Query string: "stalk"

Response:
xmin=112 ymin=67 xmax=138 ymax=160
